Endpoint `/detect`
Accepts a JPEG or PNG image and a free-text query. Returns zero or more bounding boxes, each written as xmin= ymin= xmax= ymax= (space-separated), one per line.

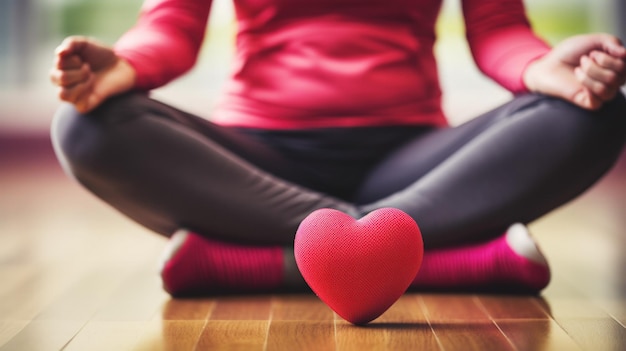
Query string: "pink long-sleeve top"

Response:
xmin=114 ymin=0 xmax=551 ymax=129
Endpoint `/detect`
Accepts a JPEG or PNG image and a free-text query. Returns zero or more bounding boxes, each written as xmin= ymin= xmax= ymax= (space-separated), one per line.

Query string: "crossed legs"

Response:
xmin=51 ymin=92 xmax=626 ymax=294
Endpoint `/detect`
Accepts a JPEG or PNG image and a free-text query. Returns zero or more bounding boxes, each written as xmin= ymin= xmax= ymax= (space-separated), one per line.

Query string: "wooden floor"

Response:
xmin=0 ymin=137 xmax=625 ymax=351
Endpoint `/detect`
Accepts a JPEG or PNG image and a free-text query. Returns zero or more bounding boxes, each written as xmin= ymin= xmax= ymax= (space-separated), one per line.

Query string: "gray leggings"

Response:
xmin=51 ymin=93 xmax=626 ymax=249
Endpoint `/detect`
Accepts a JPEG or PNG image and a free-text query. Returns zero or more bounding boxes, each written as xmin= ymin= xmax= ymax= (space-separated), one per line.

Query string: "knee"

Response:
xmin=543 ymin=93 xmax=626 ymax=179
xmin=537 ymin=93 xmax=626 ymax=152
xmin=598 ymin=92 xmax=626 ymax=131
xmin=576 ymin=93 xmax=626 ymax=151
xmin=50 ymin=93 xmax=148 ymax=180
xmin=50 ymin=103 xmax=89 ymax=179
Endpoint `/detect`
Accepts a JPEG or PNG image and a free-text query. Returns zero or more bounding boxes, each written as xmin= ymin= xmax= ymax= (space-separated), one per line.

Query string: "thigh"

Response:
xmin=87 ymin=93 xmax=308 ymax=184
xmin=355 ymin=94 xmax=545 ymax=203
xmin=52 ymin=93 xmax=359 ymax=241
xmin=357 ymin=92 xmax=626 ymax=247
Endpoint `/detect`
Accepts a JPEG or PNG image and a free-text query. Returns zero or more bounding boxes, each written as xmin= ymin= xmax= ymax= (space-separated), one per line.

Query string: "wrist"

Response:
xmin=115 ymin=58 xmax=137 ymax=92
xmin=521 ymin=56 xmax=544 ymax=93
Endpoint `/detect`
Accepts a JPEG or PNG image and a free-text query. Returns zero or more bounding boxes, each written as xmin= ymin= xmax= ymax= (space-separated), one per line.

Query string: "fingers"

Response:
xmin=51 ymin=37 xmax=95 ymax=106
xmin=573 ymin=89 xmax=604 ymax=111
xmin=50 ymin=36 xmax=127 ymax=113
xmin=54 ymin=36 xmax=90 ymax=59
xmin=51 ymin=37 xmax=92 ymax=90
xmin=575 ymin=50 xmax=626 ymax=102
xmin=576 ymin=33 xmax=626 ymax=59
xmin=50 ymin=57 xmax=94 ymax=107
xmin=56 ymin=71 xmax=95 ymax=107
xmin=598 ymin=35 xmax=626 ymax=59
xmin=59 ymin=74 xmax=104 ymax=114
xmin=590 ymin=50 xmax=626 ymax=73
xmin=55 ymin=53 xmax=83 ymax=71
xmin=50 ymin=62 xmax=91 ymax=87
xmin=52 ymin=36 xmax=96 ymax=75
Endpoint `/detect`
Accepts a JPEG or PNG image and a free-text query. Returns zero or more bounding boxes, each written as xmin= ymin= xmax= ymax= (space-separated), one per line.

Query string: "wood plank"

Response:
xmin=161 ymin=298 xmax=215 ymax=320
xmin=544 ymin=298 xmax=611 ymax=320
xmin=420 ymin=294 xmax=490 ymax=322
xmin=0 ymin=320 xmax=84 ymax=351
xmin=376 ymin=294 xmax=429 ymax=323
xmin=335 ymin=323 xmax=388 ymax=351
xmin=197 ymin=320 xmax=267 ymax=351
xmin=133 ymin=320 xmax=205 ymax=351
xmin=0 ymin=262 xmax=88 ymax=321
xmin=497 ymin=320 xmax=582 ymax=351
xmin=540 ymin=275 xmax=620 ymax=325
xmin=271 ymin=295 xmax=333 ymax=321
xmin=378 ymin=295 xmax=440 ymax=350
xmin=209 ymin=296 xmax=272 ymax=320
xmin=477 ymin=295 xmax=550 ymax=320
xmin=63 ymin=321 xmax=146 ymax=351
xmin=433 ymin=322 xmax=515 ymax=351
xmin=90 ymin=267 xmax=168 ymax=322
xmin=541 ymin=276 xmax=586 ymax=300
xmin=556 ymin=318 xmax=626 ymax=351
xmin=266 ymin=321 xmax=334 ymax=351
xmin=0 ymin=322 xmax=28 ymax=348
xmin=593 ymin=299 xmax=626 ymax=327
xmin=336 ymin=294 xmax=440 ymax=351
xmin=421 ymin=294 xmax=515 ymax=350
xmin=543 ymin=268 xmax=626 ymax=327
xmin=266 ymin=294 xmax=336 ymax=350
xmin=34 ymin=264 xmax=136 ymax=322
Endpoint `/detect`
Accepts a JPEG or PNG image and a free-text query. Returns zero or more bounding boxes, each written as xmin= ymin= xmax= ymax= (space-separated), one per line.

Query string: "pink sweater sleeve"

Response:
xmin=114 ymin=0 xmax=213 ymax=90
xmin=462 ymin=0 xmax=551 ymax=93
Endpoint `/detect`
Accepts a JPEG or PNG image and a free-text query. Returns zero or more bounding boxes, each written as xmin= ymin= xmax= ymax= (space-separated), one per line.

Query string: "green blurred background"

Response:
xmin=0 ymin=0 xmax=624 ymax=132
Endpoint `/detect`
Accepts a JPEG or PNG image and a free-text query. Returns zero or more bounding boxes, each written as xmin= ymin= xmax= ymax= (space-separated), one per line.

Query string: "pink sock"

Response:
xmin=160 ymin=230 xmax=284 ymax=296
xmin=410 ymin=223 xmax=551 ymax=293
xmin=160 ymin=223 xmax=550 ymax=296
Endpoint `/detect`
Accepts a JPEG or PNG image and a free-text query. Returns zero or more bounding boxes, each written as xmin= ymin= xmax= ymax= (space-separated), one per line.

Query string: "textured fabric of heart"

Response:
xmin=294 ymin=207 xmax=423 ymax=325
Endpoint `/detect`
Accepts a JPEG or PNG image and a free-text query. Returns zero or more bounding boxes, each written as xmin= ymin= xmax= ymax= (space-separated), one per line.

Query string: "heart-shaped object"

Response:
xmin=294 ymin=207 xmax=423 ymax=325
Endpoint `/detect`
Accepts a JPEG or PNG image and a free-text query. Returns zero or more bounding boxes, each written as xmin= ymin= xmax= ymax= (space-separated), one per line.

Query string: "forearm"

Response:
xmin=463 ymin=0 xmax=551 ymax=93
xmin=114 ymin=0 xmax=212 ymax=90
xmin=468 ymin=26 xmax=550 ymax=93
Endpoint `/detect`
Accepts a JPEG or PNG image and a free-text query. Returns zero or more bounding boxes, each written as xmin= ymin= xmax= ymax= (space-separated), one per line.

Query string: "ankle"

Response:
xmin=160 ymin=231 xmax=286 ymax=296
xmin=158 ymin=229 xmax=189 ymax=275
xmin=505 ymin=223 xmax=548 ymax=266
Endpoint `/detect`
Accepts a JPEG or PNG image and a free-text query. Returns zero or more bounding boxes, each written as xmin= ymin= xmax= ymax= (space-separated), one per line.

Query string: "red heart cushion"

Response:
xmin=294 ymin=207 xmax=423 ymax=325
